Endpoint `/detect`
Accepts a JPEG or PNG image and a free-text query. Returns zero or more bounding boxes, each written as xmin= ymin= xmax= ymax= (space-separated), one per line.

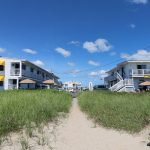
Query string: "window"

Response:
xmin=42 ymin=73 xmax=45 ymax=78
xmin=22 ymin=64 xmax=26 ymax=70
xmin=37 ymin=70 xmax=39 ymax=75
xmin=12 ymin=79 xmax=17 ymax=85
xmin=98 ymin=85 xmax=106 ymax=88
xmin=139 ymin=80 xmax=144 ymax=83
xmin=30 ymin=68 xmax=34 ymax=72
xmin=15 ymin=63 xmax=20 ymax=69
xmin=0 ymin=65 xmax=4 ymax=71
xmin=0 ymin=81 xmax=3 ymax=86
xmin=137 ymin=65 xmax=146 ymax=69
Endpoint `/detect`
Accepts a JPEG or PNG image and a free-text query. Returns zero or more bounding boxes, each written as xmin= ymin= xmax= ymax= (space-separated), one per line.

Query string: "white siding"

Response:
xmin=105 ymin=61 xmax=150 ymax=91
xmin=0 ymin=58 xmax=59 ymax=90
xmin=4 ymin=59 xmax=21 ymax=90
xmin=121 ymin=62 xmax=150 ymax=79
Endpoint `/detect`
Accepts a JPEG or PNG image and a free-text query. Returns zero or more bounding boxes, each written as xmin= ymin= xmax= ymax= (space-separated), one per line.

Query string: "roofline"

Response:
xmin=107 ymin=60 xmax=150 ymax=73
xmin=0 ymin=57 xmax=60 ymax=79
xmin=22 ymin=60 xmax=59 ymax=79
xmin=118 ymin=60 xmax=150 ymax=66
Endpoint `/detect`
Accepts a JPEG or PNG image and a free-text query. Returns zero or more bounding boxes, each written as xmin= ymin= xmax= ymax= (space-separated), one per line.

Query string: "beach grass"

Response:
xmin=78 ymin=91 xmax=150 ymax=133
xmin=0 ymin=90 xmax=71 ymax=137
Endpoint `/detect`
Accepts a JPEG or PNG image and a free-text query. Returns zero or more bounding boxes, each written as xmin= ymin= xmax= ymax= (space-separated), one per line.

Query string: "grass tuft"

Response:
xmin=78 ymin=91 xmax=150 ymax=133
xmin=0 ymin=90 xmax=71 ymax=138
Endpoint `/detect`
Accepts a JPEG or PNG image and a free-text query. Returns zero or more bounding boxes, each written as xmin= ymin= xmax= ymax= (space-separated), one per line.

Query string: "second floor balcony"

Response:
xmin=22 ymin=70 xmax=53 ymax=82
xmin=10 ymin=69 xmax=21 ymax=76
xmin=132 ymin=69 xmax=150 ymax=77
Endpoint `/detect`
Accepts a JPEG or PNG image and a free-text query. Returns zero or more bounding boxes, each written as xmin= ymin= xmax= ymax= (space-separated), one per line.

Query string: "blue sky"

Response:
xmin=0 ymin=0 xmax=150 ymax=86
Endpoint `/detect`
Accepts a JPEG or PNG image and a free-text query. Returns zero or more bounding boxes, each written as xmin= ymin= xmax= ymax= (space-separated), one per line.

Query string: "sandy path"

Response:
xmin=55 ymin=98 xmax=149 ymax=150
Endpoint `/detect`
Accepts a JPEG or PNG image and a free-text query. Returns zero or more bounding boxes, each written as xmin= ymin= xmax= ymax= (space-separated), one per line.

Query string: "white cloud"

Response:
xmin=22 ymin=49 xmax=37 ymax=54
xmin=68 ymin=62 xmax=75 ymax=67
xmin=130 ymin=24 xmax=136 ymax=29
xmin=83 ymin=42 xmax=97 ymax=52
xmin=121 ymin=53 xmax=130 ymax=59
xmin=121 ymin=50 xmax=150 ymax=60
xmin=83 ymin=38 xmax=112 ymax=53
xmin=89 ymin=71 xmax=99 ymax=76
xmin=55 ymin=47 xmax=71 ymax=57
xmin=129 ymin=0 xmax=148 ymax=4
xmin=89 ymin=70 xmax=107 ymax=78
xmin=0 ymin=48 xmax=6 ymax=53
xmin=69 ymin=41 xmax=80 ymax=46
xmin=32 ymin=60 xmax=44 ymax=66
xmin=88 ymin=60 xmax=100 ymax=66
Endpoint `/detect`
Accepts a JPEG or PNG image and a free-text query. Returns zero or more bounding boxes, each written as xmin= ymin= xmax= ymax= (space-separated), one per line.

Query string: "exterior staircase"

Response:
xmin=109 ymin=79 xmax=134 ymax=92
xmin=109 ymin=72 xmax=134 ymax=92
xmin=114 ymin=72 xmax=123 ymax=81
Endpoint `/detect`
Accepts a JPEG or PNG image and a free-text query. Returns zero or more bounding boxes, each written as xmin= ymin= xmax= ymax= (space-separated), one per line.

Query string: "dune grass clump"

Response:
xmin=0 ymin=90 xmax=71 ymax=137
xmin=78 ymin=91 xmax=150 ymax=133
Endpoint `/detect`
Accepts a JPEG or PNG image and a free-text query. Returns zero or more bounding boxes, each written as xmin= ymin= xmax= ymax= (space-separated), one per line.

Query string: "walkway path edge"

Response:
xmin=55 ymin=98 xmax=148 ymax=150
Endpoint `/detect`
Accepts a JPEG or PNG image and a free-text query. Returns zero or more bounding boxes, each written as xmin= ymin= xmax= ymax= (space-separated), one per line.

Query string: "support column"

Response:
xmin=16 ymin=78 xmax=19 ymax=90
xmin=20 ymin=61 xmax=22 ymax=77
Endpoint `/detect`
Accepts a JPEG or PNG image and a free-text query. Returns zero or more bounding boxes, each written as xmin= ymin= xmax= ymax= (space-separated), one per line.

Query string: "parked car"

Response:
xmin=93 ymin=85 xmax=107 ymax=90
xmin=82 ymin=87 xmax=89 ymax=91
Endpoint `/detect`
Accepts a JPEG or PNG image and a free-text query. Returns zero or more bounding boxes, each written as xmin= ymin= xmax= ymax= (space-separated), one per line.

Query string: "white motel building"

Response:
xmin=104 ymin=60 xmax=150 ymax=92
xmin=0 ymin=58 xmax=60 ymax=90
xmin=63 ymin=81 xmax=82 ymax=91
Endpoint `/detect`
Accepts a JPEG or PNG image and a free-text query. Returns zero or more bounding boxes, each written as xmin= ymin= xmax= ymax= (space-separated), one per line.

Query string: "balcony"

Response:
xmin=10 ymin=69 xmax=21 ymax=76
xmin=8 ymin=84 xmax=17 ymax=90
xmin=132 ymin=69 xmax=150 ymax=77
xmin=22 ymin=71 xmax=48 ymax=81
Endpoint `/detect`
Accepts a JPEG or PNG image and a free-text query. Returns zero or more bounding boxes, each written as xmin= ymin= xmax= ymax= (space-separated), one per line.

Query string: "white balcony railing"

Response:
xmin=8 ymin=84 xmax=17 ymax=90
xmin=123 ymin=79 xmax=134 ymax=85
xmin=109 ymin=79 xmax=133 ymax=92
xmin=22 ymin=71 xmax=53 ymax=81
xmin=10 ymin=69 xmax=21 ymax=76
xmin=132 ymin=69 xmax=150 ymax=77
